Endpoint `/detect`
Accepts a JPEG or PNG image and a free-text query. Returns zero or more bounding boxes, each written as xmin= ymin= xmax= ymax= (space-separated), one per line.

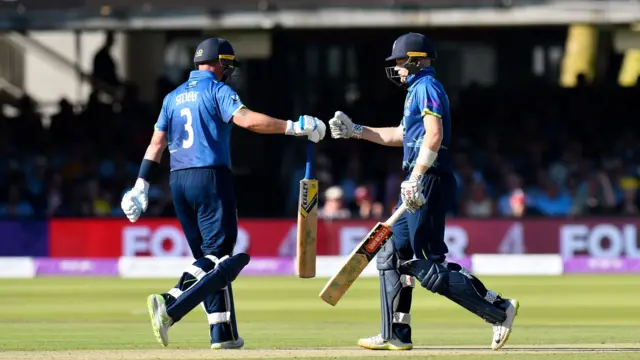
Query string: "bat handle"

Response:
xmin=305 ymin=141 xmax=315 ymax=179
xmin=386 ymin=203 xmax=407 ymax=226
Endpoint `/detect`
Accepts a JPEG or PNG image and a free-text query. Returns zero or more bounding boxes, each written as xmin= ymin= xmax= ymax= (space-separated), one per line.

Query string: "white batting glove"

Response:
xmin=329 ymin=111 xmax=363 ymax=139
xmin=400 ymin=174 xmax=426 ymax=213
xmin=286 ymin=115 xmax=326 ymax=143
xmin=121 ymin=179 xmax=149 ymax=223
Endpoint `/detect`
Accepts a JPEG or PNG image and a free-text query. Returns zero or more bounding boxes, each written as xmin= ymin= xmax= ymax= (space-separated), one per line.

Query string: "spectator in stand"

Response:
xmin=571 ymin=172 xmax=617 ymax=216
xmin=0 ymin=184 xmax=34 ymax=217
xmin=460 ymin=180 xmax=496 ymax=218
xmin=354 ymin=185 xmax=384 ymax=219
xmin=86 ymin=178 xmax=111 ymax=217
xmin=508 ymin=189 xmax=542 ymax=218
xmin=497 ymin=172 xmax=524 ymax=216
xmin=615 ymin=177 xmax=640 ymax=215
xmin=531 ymin=178 xmax=572 ymax=217
xmin=339 ymin=154 xmax=362 ymax=205
xmin=318 ymin=186 xmax=351 ymax=220
xmin=45 ymin=173 xmax=65 ymax=217
xmin=92 ymin=31 xmax=120 ymax=91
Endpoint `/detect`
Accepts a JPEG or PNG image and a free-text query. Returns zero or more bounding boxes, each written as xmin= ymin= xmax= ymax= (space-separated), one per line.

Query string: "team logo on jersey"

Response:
xmin=231 ymin=94 xmax=240 ymax=103
xmin=425 ymin=98 xmax=439 ymax=110
xmin=187 ymin=81 xmax=198 ymax=88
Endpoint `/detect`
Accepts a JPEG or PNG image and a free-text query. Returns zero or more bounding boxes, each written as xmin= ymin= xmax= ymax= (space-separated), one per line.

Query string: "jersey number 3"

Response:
xmin=180 ymin=108 xmax=194 ymax=149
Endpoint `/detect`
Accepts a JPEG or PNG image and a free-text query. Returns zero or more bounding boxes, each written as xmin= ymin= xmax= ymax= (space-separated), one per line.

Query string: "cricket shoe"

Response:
xmin=492 ymin=298 xmax=519 ymax=350
xmin=211 ymin=337 xmax=244 ymax=350
xmin=146 ymin=294 xmax=173 ymax=347
xmin=358 ymin=334 xmax=413 ymax=350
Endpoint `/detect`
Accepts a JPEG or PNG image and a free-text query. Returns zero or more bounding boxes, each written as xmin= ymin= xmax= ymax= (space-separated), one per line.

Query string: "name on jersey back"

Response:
xmin=176 ymin=91 xmax=199 ymax=106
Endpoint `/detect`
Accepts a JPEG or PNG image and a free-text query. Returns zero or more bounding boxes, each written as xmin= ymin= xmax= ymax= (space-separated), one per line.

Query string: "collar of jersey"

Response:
xmin=189 ymin=70 xmax=218 ymax=81
xmin=407 ymin=67 xmax=436 ymax=88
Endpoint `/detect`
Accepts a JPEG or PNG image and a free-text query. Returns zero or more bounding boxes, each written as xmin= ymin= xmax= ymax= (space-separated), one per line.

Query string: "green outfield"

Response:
xmin=1 ymin=275 xmax=639 ymax=360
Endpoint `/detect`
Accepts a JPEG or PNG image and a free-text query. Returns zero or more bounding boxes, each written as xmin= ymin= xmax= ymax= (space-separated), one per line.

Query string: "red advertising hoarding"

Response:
xmin=48 ymin=218 xmax=640 ymax=258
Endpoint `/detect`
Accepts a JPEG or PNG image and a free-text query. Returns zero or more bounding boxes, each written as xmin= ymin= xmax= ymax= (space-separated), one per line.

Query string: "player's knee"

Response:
xmin=423 ymin=262 xmax=448 ymax=294
xmin=193 ymin=256 xmax=219 ymax=273
xmin=399 ymin=261 xmax=415 ymax=288
xmin=376 ymin=240 xmax=397 ymax=271
xmin=401 ymin=259 xmax=449 ymax=294
xmin=445 ymin=261 xmax=473 ymax=278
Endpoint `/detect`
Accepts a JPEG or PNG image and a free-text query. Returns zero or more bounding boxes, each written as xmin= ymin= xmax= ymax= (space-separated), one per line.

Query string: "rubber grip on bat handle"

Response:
xmin=305 ymin=142 xmax=314 ymax=179
xmin=386 ymin=203 xmax=407 ymax=226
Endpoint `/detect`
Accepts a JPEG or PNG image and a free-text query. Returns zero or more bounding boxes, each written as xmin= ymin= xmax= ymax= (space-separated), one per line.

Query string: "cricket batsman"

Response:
xmin=120 ymin=38 xmax=326 ymax=349
xmin=328 ymin=33 xmax=519 ymax=351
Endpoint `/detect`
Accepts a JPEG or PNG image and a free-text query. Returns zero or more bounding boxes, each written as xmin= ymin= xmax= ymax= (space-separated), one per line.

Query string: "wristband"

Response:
xmin=352 ymin=124 xmax=363 ymax=139
xmin=138 ymin=159 xmax=160 ymax=182
xmin=416 ymin=147 xmax=438 ymax=168
xmin=285 ymin=120 xmax=295 ymax=136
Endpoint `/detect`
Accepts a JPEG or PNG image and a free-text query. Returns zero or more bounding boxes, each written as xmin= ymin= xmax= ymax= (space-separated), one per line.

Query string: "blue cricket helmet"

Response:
xmin=386 ymin=32 xmax=437 ymax=61
xmin=193 ymin=38 xmax=238 ymax=82
xmin=385 ymin=33 xmax=437 ymax=86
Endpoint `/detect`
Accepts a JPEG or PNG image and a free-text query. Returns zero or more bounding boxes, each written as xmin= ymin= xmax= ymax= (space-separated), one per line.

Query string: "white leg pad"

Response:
xmin=207 ymin=311 xmax=231 ymax=324
xmin=205 ymin=255 xmax=229 ymax=266
xmin=393 ymin=312 xmax=411 ymax=325
xmin=168 ymin=287 xmax=183 ymax=299
xmin=400 ymin=275 xmax=414 ymax=288
xmin=185 ymin=265 xmax=207 ymax=281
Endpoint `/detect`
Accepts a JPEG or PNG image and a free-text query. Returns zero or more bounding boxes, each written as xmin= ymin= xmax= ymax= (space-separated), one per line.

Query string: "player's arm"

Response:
xmin=361 ymin=125 xmax=404 ymax=147
xmin=121 ymin=98 xmax=169 ymax=223
xmin=219 ymin=85 xmax=324 ymax=141
xmin=328 ymin=111 xmax=403 ymax=147
xmin=138 ymin=129 xmax=168 ymax=180
xmin=231 ymin=107 xmax=287 ymax=134
xmin=411 ymin=114 xmax=442 ymax=177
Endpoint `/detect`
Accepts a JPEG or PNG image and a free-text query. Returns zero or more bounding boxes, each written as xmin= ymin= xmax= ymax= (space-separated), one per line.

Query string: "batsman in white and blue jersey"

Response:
xmin=329 ymin=33 xmax=519 ymax=351
xmin=121 ymin=38 xmax=326 ymax=349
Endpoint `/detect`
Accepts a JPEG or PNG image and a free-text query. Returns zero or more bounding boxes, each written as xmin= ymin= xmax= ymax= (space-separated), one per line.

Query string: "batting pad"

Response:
xmin=165 ymin=253 xmax=250 ymax=323
xmin=202 ymin=283 xmax=239 ymax=343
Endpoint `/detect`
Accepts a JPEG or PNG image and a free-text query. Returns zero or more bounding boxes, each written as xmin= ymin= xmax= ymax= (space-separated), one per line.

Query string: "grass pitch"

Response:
xmin=1 ymin=275 xmax=639 ymax=359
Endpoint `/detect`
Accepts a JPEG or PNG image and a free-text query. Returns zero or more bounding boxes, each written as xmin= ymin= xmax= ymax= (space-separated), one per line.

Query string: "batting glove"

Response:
xmin=121 ymin=179 xmax=149 ymax=223
xmin=286 ymin=115 xmax=326 ymax=143
xmin=400 ymin=174 xmax=426 ymax=213
xmin=329 ymin=111 xmax=363 ymax=139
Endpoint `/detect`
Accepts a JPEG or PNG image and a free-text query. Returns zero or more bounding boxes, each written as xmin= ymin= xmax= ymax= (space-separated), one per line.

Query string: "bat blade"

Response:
xmin=319 ymin=203 xmax=406 ymax=306
xmin=319 ymin=222 xmax=392 ymax=306
xmin=296 ymin=178 xmax=318 ymax=278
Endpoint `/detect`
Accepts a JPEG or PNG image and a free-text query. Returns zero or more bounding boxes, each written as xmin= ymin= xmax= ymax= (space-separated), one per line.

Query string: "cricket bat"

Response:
xmin=319 ymin=203 xmax=407 ymax=306
xmin=296 ymin=141 xmax=318 ymax=278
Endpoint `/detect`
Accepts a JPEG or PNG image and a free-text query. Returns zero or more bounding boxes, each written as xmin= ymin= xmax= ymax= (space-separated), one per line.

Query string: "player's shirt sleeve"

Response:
xmin=215 ymin=84 xmax=246 ymax=123
xmin=415 ymin=81 xmax=443 ymax=118
xmin=154 ymin=95 xmax=170 ymax=131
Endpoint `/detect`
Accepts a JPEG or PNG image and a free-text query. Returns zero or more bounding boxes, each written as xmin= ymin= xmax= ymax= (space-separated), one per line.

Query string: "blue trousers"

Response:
xmin=168 ymin=167 xmax=240 ymax=343
xmin=391 ymin=172 xmax=457 ymax=262
xmin=170 ymin=167 xmax=238 ymax=258
xmin=379 ymin=172 xmax=458 ymax=342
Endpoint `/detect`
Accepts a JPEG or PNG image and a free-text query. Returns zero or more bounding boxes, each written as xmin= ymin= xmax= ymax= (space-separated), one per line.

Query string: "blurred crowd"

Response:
xmin=1 ymin=37 xmax=639 ymax=219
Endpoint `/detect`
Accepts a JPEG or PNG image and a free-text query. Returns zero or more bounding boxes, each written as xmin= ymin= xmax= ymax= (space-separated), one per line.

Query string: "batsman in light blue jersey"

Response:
xmin=121 ymin=38 xmax=326 ymax=349
xmin=329 ymin=33 xmax=519 ymax=351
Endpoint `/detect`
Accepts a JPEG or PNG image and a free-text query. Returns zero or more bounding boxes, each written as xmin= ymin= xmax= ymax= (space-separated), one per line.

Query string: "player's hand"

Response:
xmin=121 ymin=179 xmax=149 ymax=222
xmin=329 ymin=111 xmax=363 ymax=139
xmin=400 ymin=175 xmax=426 ymax=213
xmin=307 ymin=116 xmax=326 ymax=143
xmin=286 ymin=115 xmax=326 ymax=143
